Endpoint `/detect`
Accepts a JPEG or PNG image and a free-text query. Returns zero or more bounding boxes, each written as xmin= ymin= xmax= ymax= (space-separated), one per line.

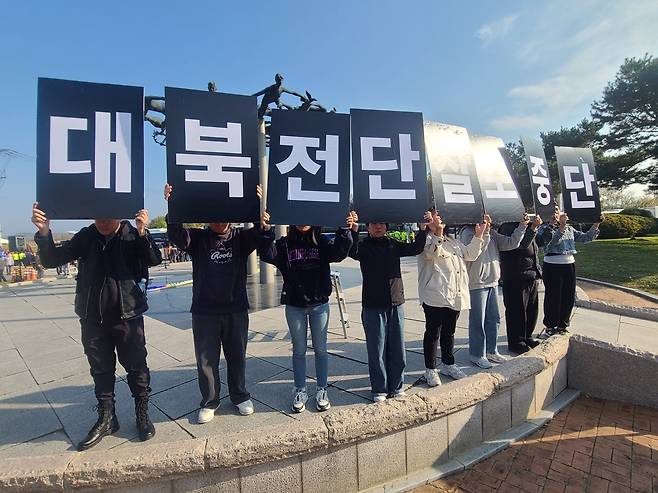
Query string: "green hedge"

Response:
xmin=598 ymin=214 xmax=658 ymax=239
xmin=619 ymin=207 xmax=654 ymax=218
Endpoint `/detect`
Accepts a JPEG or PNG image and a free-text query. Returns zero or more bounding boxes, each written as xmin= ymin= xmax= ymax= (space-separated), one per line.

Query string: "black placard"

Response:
xmin=470 ymin=135 xmax=525 ymax=223
xmin=267 ymin=110 xmax=350 ymax=226
xmin=424 ymin=122 xmax=484 ymax=224
xmin=36 ymin=78 xmax=144 ymax=219
xmin=555 ymin=146 xmax=602 ymax=223
xmin=350 ymin=109 xmax=429 ymax=223
xmin=165 ymin=87 xmax=259 ymax=223
xmin=521 ymin=136 xmax=556 ymax=222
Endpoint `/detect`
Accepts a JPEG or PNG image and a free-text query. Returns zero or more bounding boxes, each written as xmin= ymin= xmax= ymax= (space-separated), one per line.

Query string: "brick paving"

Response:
xmin=417 ymin=396 xmax=658 ymax=493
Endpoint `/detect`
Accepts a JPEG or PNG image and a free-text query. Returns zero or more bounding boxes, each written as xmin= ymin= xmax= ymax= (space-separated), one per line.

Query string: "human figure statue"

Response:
xmin=252 ymin=73 xmax=306 ymax=119
xmin=208 ymin=81 xmax=217 ymax=92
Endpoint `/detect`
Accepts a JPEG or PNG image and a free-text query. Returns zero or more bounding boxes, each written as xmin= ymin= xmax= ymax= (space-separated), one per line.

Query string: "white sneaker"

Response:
xmin=236 ymin=399 xmax=254 ymax=416
xmin=372 ymin=393 xmax=387 ymax=403
xmin=471 ymin=356 xmax=493 ymax=369
xmin=425 ymin=368 xmax=441 ymax=387
xmin=292 ymin=388 xmax=308 ymax=413
xmin=392 ymin=390 xmax=406 ymax=399
xmin=486 ymin=352 xmax=508 ymax=364
xmin=439 ymin=363 xmax=467 ymax=380
xmin=315 ymin=387 xmax=331 ymax=411
xmin=197 ymin=404 xmax=219 ymax=424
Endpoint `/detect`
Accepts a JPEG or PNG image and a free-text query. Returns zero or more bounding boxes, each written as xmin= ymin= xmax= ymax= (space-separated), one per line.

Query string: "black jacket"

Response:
xmin=35 ymin=222 xmax=162 ymax=321
xmin=167 ymin=221 xmax=268 ymax=315
xmin=259 ymin=228 xmax=353 ymax=307
xmin=349 ymin=230 xmax=427 ymax=308
xmin=498 ymin=224 xmax=542 ymax=283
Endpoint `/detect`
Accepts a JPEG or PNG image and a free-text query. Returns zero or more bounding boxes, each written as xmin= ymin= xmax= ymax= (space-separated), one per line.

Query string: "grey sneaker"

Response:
xmin=425 ymin=368 xmax=441 ymax=387
xmin=315 ymin=387 xmax=331 ymax=411
xmin=471 ymin=356 xmax=493 ymax=369
xmin=292 ymin=388 xmax=308 ymax=413
xmin=439 ymin=363 xmax=467 ymax=380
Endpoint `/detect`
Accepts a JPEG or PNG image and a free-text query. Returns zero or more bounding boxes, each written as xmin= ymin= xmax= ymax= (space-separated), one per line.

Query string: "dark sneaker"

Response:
xmin=78 ymin=401 xmax=120 ymax=451
xmin=508 ymin=343 xmax=530 ymax=355
xmin=526 ymin=338 xmax=541 ymax=348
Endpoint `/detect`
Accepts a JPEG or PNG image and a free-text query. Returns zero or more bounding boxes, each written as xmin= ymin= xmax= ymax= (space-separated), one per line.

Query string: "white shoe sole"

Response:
xmin=316 ymin=401 xmax=331 ymax=411
xmin=237 ymin=406 xmax=254 ymax=416
xmin=197 ymin=405 xmax=220 ymax=424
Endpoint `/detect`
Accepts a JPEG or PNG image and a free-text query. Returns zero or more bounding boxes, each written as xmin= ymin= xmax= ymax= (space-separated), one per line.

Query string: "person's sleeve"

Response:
xmin=493 ymin=225 xmax=525 ymax=252
xmin=239 ymin=226 xmax=260 ymax=256
xmin=518 ymin=226 xmax=536 ymax=249
xmin=546 ymin=227 xmax=565 ymax=248
xmin=136 ymin=233 xmax=162 ymax=267
xmin=348 ymin=230 xmax=361 ymax=261
xmin=326 ymin=228 xmax=353 ymax=262
xmin=574 ymin=225 xmax=600 ymax=243
xmin=459 ymin=235 xmax=486 ymax=261
xmin=257 ymin=229 xmax=279 ymax=267
xmin=165 ymin=215 xmax=197 ymax=253
xmin=34 ymin=230 xmax=86 ymax=268
xmin=397 ymin=229 xmax=428 ymax=257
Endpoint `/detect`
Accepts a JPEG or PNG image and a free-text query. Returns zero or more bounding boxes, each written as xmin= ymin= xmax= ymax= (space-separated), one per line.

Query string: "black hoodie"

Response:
xmin=259 ymin=227 xmax=353 ymax=307
xmin=167 ymin=221 xmax=268 ymax=315
xmin=349 ymin=230 xmax=427 ymax=308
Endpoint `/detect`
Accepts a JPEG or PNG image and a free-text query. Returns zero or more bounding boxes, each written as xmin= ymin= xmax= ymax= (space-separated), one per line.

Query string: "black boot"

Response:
xmin=526 ymin=338 xmax=541 ymax=348
xmin=135 ymin=397 xmax=155 ymax=441
xmin=78 ymin=401 xmax=119 ymax=451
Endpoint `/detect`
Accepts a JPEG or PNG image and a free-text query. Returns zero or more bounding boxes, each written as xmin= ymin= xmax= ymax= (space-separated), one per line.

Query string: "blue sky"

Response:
xmin=1 ymin=0 xmax=657 ymax=234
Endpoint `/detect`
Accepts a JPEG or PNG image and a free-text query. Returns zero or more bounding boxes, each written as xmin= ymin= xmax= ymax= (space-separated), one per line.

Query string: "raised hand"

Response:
xmin=422 ymin=211 xmax=433 ymax=230
xmin=474 ymin=222 xmax=487 ymax=238
xmin=520 ymin=213 xmax=530 ymax=228
xmin=348 ymin=211 xmax=359 ymax=232
xmin=432 ymin=211 xmax=445 ymax=237
xmin=261 ymin=210 xmax=271 ymax=231
xmin=530 ymin=214 xmax=543 ymax=231
xmin=164 ymin=183 xmax=173 ymax=201
xmin=346 ymin=212 xmax=356 ymax=230
xmin=135 ymin=209 xmax=149 ymax=236
xmin=31 ymin=202 xmax=50 ymax=236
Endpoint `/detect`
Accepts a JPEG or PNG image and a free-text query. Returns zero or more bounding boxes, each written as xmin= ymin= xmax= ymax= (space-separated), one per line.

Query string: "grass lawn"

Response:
xmin=570 ymin=235 xmax=658 ymax=295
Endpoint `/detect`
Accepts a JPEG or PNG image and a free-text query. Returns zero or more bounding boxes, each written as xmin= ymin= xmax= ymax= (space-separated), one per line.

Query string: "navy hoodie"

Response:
xmin=166 ymin=220 xmax=268 ymax=315
xmin=259 ymin=227 xmax=353 ymax=307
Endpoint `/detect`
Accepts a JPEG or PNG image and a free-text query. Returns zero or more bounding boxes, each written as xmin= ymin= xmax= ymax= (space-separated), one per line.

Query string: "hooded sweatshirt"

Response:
xmin=459 ymin=225 xmax=525 ymax=290
xmin=417 ymin=232 xmax=486 ymax=311
xmin=166 ymin=220 xmax=267 ymax=315
xmin=349 ymin=229 xmax=427 ymax=308
xmin=259 ymin=227 xmax=353 ymax=307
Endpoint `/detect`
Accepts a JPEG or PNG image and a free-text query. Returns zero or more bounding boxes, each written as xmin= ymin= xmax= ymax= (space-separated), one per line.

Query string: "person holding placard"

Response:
xmin=164 ymin=183 xmax=270 ymax=424
xmin=417 ymin=211 xmax=488 ymax=387
xmin=459 ymin=214 xmax=527 ymax=369
xmin=348 ymin=212 xmax=429 ymax=402
xmin=536 ymin=208 xmax=601 ymax=335
xmin=258 ymin=216 xmax=354 ymax=413
xmin=498 ymin=214 xmax=543 ymax=354
xmin=31 ymin=203 xmax=162 ymax=450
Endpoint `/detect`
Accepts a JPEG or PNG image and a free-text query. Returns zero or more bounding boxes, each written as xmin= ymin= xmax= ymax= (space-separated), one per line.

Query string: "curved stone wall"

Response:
xmin=0 ymin=335 xmax=572 ymax=492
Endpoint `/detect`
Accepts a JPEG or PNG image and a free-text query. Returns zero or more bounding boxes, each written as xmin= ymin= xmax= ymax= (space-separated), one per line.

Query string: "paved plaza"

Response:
xmin=415 ymin=396 xmax=658 ymax=493
xmin=1 ymin=257 xmax=657 ymax=460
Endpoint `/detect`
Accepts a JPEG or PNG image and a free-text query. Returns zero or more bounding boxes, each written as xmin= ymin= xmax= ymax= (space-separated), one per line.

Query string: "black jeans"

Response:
xmin=80 ymin=316 xmax=150 ymax=403
xmin=422 ymin=303 xmax=459 ymax=368
xmin=542 ymin=262 xmax=576 ymax=329
xmin=502 ymin=279 xmax=539 ymax=347
xmin=192 ymin=312 xmax=250 ymax=408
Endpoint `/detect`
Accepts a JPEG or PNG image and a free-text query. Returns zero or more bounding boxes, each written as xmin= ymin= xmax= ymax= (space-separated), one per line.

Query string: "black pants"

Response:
xmin=80 ymin=316 xmax=151 ymax=403
xmin=422 ymin=303 xmax=459 ymax=368
xmin=502 ymin=279 xmax=539 ymax=347
xmin=192 ymin=312 xmax=250 ymax=408
xmin=542 ymin=262 xmax=576 ymax=329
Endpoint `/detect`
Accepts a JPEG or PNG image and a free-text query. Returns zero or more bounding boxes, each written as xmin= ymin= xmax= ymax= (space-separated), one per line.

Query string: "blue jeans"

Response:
xmin=361 ymin=305 xmax=406 ymax=395
xmin=285 ymin=303 xmax=329 ymax=389
xmin=468 ymin=287 xmax=501 ymax=358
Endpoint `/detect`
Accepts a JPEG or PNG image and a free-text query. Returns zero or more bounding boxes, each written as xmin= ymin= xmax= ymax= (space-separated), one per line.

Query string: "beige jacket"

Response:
xmin=417 ymin=232 xmax=486 ymax=311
